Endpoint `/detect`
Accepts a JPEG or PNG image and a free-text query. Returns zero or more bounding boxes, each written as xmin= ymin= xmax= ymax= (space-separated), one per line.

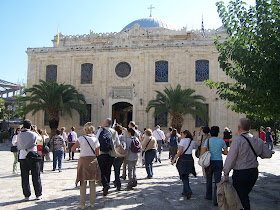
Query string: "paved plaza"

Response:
xmin=0 ymin=142 xmax=279 ymax=210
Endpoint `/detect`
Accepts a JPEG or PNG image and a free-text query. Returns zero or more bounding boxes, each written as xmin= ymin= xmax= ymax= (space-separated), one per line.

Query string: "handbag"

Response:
xmin=195 ymin=135 xmax=203 ymax=158
xmin=10 ymin=145 xmax=18 ymax=153
xmin=42 ymin=136 xmax=50 ymax=154
xmin=26 ymin=151 xmax=42 ymax=163
xmin=198 ymin=138 xmax=211 ymax=168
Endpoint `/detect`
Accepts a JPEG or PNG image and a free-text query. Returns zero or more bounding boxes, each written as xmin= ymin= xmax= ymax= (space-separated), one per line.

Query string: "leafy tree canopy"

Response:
xmin=206 ymin=0 xmax=280 ymax=119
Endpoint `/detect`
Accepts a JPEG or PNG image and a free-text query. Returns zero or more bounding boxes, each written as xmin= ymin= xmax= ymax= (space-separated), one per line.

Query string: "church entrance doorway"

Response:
xmin=112 ymin=102 xmax=133 ymax=127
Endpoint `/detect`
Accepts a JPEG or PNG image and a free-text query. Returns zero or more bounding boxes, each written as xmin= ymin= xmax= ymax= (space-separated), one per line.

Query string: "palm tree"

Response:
xmin=146 ymin=84 xmax=208 ymax=133
xmin=19 ymin=80 xmax=87 ymax=136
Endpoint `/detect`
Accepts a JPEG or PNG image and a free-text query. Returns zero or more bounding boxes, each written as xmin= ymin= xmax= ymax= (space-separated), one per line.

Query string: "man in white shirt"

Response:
xmin=68 ymin=126 xmax=78 ymax=160
xmin=17 ymin=119 xmax=42 ymax=201
xmin=152 ymin=125 xmax=166 ymax=163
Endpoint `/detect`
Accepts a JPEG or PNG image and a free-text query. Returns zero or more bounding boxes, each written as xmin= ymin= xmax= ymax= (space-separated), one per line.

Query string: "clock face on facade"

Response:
xmin=115 ymin=62 xmax=131 ymax=78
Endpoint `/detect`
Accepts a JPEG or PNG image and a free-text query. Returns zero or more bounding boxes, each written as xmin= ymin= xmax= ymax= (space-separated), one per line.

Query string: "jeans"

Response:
xmin=53 ymin=150 xmax=63 ymax=170
xmin=113 ymin=157 xmax=124 ymax=189
xmin=127 ymin=160 xmax=137 ymax=185
xmin=267 ymin=142 xmax=273 ymax=151
xmin=97 ymin=154 xmax=114 ymax=188
xmin=205 ymin=160 xmax=223 ymax=204
xmin=156 ymin=140 xmax=163 ymax=160
xmin=182 ymin=174 xmax=192 ymax=194
xmin=145 ymin=149 xmax=156 ymax=178
xmin=19 ymin=159 xmax=42 ymax=197
xmin=169 ymin=146 xmax=178 ymax=161
xmin=233 ymin=168 xmax=258 ymax=210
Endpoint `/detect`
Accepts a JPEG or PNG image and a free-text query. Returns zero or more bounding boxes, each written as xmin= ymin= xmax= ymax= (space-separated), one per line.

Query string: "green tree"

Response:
xmin=146 ymin=84 xmax=208 ymax=132
xmin=0 ymin=98 xmax=6 ymax=119
xmin=206 ymin=0 xmax=280 ymax=119
xmin=19 ymin=80 xmax=87 ymax=136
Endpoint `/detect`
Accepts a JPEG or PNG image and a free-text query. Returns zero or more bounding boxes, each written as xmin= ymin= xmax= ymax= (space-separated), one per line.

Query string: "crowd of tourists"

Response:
xmin=11 ymin=118 xmax=274 ymax=210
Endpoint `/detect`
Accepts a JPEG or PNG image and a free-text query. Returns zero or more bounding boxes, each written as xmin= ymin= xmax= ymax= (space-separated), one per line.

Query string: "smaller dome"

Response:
xmin=121 ymin=17 xmax=178 ymax=32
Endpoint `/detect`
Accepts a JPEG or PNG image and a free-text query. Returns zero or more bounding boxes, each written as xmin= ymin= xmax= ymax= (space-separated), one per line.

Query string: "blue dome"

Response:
xmin=121 ymin=17 xmax=178 ymax=32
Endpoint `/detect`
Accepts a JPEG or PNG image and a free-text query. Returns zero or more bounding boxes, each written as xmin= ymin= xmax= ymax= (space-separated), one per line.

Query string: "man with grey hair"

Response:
xmin=96 ymin=118 xmax=120 ymax=196
xmin=223 ymin=118 xmax=272 ymax=210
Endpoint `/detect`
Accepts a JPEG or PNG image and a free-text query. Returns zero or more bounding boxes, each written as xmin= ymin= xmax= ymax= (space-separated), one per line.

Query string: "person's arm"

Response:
xmin=223 ymin=139 xmax=239 ymax=182
xmin=223 ymin=147 xmax=228 ymax=155
xmin=270 ymin=135 xmax=274 ymax=142
xmin=171 ymin=146 xmax=183 ymax=165
xmin=95 ymin=147 xmax=100 ymax=156
xmin=201 ymin=147 xmax=207 ymax=155
xmin=63 ymin=141 xmax=66 ymax=153
xmin=71 ymin=141 xmax=80 ymax=152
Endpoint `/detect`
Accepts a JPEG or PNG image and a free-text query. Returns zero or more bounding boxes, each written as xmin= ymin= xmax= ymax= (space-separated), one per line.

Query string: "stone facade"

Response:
xmin=26 ymin=20 xmax=244 ymax=137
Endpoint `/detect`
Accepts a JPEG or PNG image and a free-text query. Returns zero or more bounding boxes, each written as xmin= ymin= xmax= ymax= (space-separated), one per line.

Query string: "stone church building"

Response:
xmin=26 ymin=16 xmax=243 ymax=136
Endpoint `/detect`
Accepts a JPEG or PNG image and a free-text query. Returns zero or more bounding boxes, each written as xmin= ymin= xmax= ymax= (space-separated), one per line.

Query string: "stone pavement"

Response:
xmin=0 ymin=143 xmax=279 ymax=210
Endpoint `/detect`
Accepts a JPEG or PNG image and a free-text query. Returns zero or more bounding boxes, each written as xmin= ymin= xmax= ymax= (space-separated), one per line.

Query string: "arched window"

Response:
xmin=155 ymin=112 xmax=168 ymax=127
xmin=155 ymin=61 xmax=168 ymax=82
xmin=195 ymin=60 xmax=209 ymax=82
xmin=80 ymin=104 xmax=92 ymax=126
xmin=195 ymin=104 xmax=209 ymax=127
xmin=46 ymin=65 xmax=57 ymax=82
xmin=81 ymin=63 xmax=93 ymax=84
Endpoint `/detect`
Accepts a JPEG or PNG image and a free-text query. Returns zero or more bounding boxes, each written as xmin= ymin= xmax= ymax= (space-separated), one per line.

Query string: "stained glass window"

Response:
xmin=195 ymin=60 xmax=209 ymax=82
xmin=155 ymin=61 xmax=168 ymax=82
xmin=81 ymin=63 xmax=93 ymax=84
xmin=155 ymin=112 xmax=168 ymax=127
xmin=80 ymin=104 xmax=92 ymax=126
xmin=195 ymin=104 xmax=209 ymax=127
xmin=115 ymin=62 xmax=131 ymax=78
xmin=46 ymin=65 xmax=57 ymax=82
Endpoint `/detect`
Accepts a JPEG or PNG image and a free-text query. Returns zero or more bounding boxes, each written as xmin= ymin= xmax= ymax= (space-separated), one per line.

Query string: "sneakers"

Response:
xmin=126 ymin=185 xmax=133 ymax=190
xmin=36 ymin=196 xmax=42 ymax=200
xmin=59 ymin=170 xmax=62 ymax=172
xmin=24 ymin=197 xmax=29 ymax=201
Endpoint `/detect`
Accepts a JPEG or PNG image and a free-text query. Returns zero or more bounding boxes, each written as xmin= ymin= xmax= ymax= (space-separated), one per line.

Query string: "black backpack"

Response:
xmin=98 ymin=128 xmax=112 ymax=152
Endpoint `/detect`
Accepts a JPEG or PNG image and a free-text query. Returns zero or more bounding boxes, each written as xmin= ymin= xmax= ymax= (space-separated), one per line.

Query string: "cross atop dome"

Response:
xmin=148 ymin=5 xmax=155 ymax=17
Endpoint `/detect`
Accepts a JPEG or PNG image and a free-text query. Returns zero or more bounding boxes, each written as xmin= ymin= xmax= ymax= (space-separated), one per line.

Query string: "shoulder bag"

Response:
xmin=198 ymin=138 xmax=211 ymax=168
xmin=195 ymin=135 xmax=203 ymax=158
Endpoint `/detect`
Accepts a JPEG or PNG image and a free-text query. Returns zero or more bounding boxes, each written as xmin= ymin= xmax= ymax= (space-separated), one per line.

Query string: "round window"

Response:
xmin=115 ymin=62 xmax=131 ymax=78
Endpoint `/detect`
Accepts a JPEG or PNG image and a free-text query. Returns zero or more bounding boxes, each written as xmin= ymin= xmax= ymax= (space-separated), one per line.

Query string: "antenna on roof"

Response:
xmin=148 ymin=5 xmax=155 ymax=17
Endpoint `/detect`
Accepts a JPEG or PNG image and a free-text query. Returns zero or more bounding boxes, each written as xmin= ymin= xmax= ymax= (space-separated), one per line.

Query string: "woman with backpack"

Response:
xmin=141 ymin=129 xmax=157 ymax=179
xmin=171 ymin=130 xmax=196 ymax=199
xmin=71 ymin=122 xmax=101 ymax=209
xmin=169 ymin=128 xmax=179 ymax=162
xmin=126 ymin=128 xmax=141 ymax=190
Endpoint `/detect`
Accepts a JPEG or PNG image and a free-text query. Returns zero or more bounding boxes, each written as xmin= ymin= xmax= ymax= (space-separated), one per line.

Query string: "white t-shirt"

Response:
xmin=12 ymin=135 xmax=17 ymax=146
xmin=152 ymin=129 xmax=166 ymax=141
xmin=77 ymin=135 xmax=100 ymax=157
xmin=179 ymin=138 xmax=195 ymax=155
xmin=69 ymin=131 xmax=78 ymax=143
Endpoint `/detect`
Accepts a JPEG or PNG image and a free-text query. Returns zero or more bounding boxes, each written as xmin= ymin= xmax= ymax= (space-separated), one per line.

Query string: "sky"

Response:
xmin=0 ymin=0 xmax=256 ymax=85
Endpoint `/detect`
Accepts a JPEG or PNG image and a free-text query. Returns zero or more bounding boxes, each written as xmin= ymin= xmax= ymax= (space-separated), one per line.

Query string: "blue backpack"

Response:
xmin=98 ymin=128 xmax=112 ymax=152
xmin=169 ymin=136 xmax=178 ymax=147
